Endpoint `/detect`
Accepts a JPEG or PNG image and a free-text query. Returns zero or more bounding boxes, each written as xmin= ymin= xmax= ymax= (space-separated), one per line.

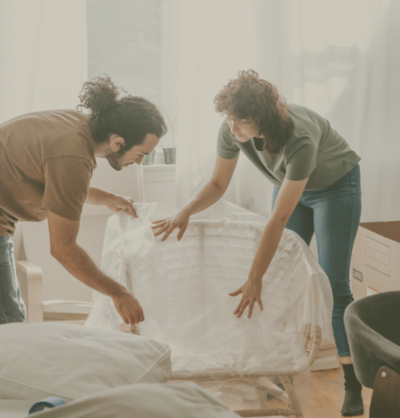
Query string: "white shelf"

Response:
xmin=143 ymin=164 xmax=176 ymax=170
xmin=143 ymin=164 xmax=176 ymax=183
xmin=142 ymin=163 xmax=177 ymax=206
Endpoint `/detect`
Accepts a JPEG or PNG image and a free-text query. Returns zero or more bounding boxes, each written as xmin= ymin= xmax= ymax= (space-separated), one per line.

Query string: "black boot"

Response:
xmin=341 ymin=363 xmax=364 ymax=416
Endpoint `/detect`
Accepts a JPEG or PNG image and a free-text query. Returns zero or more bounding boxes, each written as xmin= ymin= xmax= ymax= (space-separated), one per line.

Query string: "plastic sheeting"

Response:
xmin=86 ymin=201 xmax=334 ymax=377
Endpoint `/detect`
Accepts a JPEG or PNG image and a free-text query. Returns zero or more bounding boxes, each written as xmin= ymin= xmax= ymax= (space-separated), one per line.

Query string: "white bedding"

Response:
xmin=0 ymin=323 xmax=171 ymax=401
xmin=0 ymin=383 xmax=239 ymax=418
xmin=0 ymin=401 xmax=31 ymax=418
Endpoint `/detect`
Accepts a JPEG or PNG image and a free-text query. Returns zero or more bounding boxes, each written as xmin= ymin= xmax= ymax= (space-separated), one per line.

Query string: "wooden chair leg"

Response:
xmin=279 ymin=375 xmax=304 ymax=418
xmin=370 ymin=366 xmax=400 ymax=418
xmin=236 ymin=376 xmax=304 ymax=417
xmin=129 ymin=323 xmax=140 ymax=335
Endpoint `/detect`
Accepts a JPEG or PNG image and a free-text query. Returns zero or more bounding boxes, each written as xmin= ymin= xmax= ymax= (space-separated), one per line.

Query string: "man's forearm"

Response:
xmin=86 ymin=187 xmax=116 ymax=206
xmin=182 ymin=181 xmax=225 ymax=216
xmin=52 ymin=243 xmax=124 ymax=298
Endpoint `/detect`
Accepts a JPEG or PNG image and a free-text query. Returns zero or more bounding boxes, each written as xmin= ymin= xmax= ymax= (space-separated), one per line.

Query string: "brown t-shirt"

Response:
xmin=0 ymin=110 xmax=96 ymax=236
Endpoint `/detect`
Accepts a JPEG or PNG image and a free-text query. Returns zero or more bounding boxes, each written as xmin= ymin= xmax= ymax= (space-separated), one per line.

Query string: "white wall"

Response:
xmin=143 ymin=164 xmax=176 ymax=206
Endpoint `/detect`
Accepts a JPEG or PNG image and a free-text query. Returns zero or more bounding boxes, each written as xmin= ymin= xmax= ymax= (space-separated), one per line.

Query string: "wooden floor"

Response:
xmin=174 ymin=367 xmax=373 ymax=418
xmin=302 ymin=367 xmax=372 ymax=418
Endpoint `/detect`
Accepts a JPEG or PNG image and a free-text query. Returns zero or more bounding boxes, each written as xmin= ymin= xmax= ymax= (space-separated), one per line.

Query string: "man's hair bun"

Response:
xmin=78 ymin=76 xmax=120 ymax=116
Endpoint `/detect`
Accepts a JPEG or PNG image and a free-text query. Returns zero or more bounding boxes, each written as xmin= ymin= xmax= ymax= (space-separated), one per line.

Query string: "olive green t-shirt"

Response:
xmin=0 ymin=110 xmax=96 ymax=236
xmin=217 ymin=104 xmax=360 ymax=191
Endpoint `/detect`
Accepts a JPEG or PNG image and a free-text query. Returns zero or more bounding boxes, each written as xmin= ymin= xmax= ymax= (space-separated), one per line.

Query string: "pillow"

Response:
xmin=0 ymin=323 xmax=171 ymax=401
xmin=26 ymin=382 xmax=239 ymax=418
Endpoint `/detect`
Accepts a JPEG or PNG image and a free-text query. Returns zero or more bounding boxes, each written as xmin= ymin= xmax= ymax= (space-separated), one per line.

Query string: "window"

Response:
xmin=87 ymin=0 xmax=163 ymax=106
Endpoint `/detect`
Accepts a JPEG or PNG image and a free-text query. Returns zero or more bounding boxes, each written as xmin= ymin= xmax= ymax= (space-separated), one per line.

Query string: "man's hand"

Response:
xmin=106 ymin=195 xmax=138 ymax=218
xmin=229 ymin=276 xmax=264 ymax=319
xmin=112 ymin=287 xmax=145 ymax=324
xmin=86 ymin=187 xmax=138 ymax=218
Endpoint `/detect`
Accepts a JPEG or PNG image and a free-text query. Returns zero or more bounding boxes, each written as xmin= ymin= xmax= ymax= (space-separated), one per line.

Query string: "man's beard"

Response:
xmin=106 ymin=151 xmax=124 ymax=171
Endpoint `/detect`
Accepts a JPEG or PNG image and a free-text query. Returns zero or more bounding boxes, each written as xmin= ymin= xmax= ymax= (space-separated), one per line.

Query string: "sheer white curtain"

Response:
xmin=171 ymin=0 xmax=270 ymax=215
xmin=0 ymin=0 xmax=87 ymax=125
xmin=274 ymin=0 xmax=400 ymax=222
xmin=172 ymin=0 xmax=400 ymax=222
xmin=0 ymin=0 xmax=87 ymax=256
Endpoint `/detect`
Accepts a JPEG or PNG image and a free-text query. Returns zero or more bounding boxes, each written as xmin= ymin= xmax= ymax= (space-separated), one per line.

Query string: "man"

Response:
xmin=0 ymin=76 xmax=167 ymax=325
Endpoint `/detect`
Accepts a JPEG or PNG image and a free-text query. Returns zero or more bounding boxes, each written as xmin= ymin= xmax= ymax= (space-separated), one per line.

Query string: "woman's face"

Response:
xmin=226 ymin=116 xmax=261 ymax=142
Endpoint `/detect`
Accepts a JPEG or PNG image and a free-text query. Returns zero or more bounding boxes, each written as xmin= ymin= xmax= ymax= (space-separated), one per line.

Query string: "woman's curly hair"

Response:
xmin=77 ymin=76 xmax=167 ymax=152
xmin=214 ymin=70 xmax=291 ymax=156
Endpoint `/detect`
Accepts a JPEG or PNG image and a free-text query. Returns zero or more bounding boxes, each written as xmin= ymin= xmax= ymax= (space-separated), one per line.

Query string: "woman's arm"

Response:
xmin=230 ymin=176 xmax=309 ymax=319
xmin=152 ymin=155 xmax=238 ymax=241
xmin=182 ymin=155 xmax=239 ymax=215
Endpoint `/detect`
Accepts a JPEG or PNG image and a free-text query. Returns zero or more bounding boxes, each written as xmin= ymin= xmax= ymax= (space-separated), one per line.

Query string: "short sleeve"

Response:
xmin=42 ymin=157 xmax=92 ymax=221
xmin=217 ymin=120 xmax=240 ymax=159
xmin=285 ymin=138 xmax=318 ymax=181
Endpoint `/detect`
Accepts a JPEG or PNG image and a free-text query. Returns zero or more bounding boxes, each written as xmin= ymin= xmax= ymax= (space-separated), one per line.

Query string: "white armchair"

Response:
xmin=86 ymin=201 xmax=334 ymax=418
xmin=16 ymin=160 xmax=145 ymax=323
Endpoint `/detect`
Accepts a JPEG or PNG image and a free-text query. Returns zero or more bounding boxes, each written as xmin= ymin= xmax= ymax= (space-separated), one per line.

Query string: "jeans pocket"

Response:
xmin=333 ymin=165 xmax=360 ymax=188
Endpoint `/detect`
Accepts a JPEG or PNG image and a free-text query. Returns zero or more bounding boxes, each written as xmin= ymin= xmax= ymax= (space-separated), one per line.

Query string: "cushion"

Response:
xmin=25 ymin=382 xmax=239 ymax=418
xmin=0 ymin=323 xmax=171 ymax=401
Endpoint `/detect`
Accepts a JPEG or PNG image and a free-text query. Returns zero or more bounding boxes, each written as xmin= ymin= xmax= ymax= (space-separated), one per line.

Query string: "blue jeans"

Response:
xmin=272 ymin=165 xmax=361 ymax=357
xmin=0 ymin=236 xmax=26 ymax=324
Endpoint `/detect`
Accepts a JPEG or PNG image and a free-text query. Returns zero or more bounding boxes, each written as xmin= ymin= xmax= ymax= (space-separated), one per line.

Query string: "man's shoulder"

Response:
xmin=0 ymin=109 xmax=94 ymax=164
xmin=37 ymin=110 xmax=94 ymax=161
xmin=0 ymin=109 xmax=87 ymax=130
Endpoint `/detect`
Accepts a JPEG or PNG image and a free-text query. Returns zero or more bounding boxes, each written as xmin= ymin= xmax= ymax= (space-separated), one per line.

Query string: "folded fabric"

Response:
xmin=0 ymin=322 xmax=171 ymax=401
xmin=24 ymin=382 xmax=239 ymax=418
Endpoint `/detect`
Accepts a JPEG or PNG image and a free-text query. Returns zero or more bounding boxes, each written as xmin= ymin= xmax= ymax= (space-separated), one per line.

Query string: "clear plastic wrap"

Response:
xmin=86 ymin=201 xmax=334 ymax=416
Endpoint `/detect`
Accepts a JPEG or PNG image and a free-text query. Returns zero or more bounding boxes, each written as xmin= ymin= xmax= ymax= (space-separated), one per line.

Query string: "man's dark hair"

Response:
xmin=77 ymin=76 xmax=167 ymax=153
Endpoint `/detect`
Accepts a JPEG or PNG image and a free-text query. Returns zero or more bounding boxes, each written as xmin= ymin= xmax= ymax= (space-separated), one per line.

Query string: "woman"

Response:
xmin=153 ymin=70 xmax=363 ymax=416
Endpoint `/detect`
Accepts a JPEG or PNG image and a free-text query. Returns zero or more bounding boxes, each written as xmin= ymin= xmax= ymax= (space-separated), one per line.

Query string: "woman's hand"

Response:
xmin=229 ymin=276 xmax=264 ymax=319
xmin=106 ymin=195 xmax=138 ymax=218
xmin=151 ymin=209 xmax=191 ymax=241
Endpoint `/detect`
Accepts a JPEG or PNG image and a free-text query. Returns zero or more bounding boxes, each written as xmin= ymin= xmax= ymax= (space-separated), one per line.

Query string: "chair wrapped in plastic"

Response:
xmin=86 ymin=202 xmax=334 ymax=417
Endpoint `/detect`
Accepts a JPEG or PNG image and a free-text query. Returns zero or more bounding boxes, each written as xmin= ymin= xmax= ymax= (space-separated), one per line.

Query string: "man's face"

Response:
xmin=106 ymin=133 xmax=160 ymax=171
xmin=226 ymin=115 xmax=261 ymax=142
